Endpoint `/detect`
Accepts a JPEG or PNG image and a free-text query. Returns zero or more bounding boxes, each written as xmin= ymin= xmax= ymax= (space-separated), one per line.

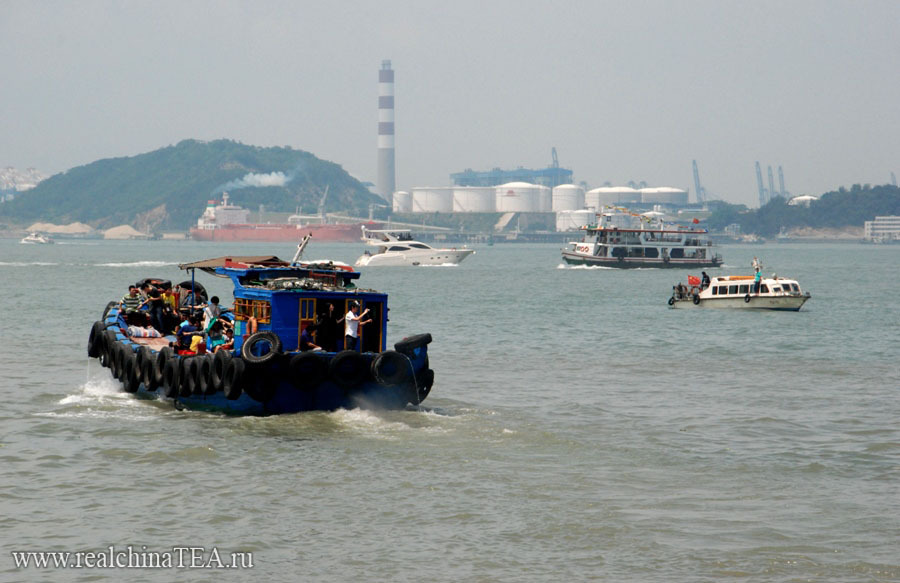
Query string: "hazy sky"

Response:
xmin=2 ymin=0 xmax=898 ymax=206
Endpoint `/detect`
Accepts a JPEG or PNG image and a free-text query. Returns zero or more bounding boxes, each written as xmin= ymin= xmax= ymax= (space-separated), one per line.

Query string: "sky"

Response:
xmin=2 ymin=0 xmax=898 ymax=207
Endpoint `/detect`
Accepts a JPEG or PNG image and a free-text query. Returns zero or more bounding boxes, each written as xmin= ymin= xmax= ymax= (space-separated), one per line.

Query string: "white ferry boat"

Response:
xmin=561 ymin=209 xmax=722 ymax=268
xmin=355 ymin=227 xmax=475 ymax=267
xmin=669 ymin=272 xmax=811 ymax=311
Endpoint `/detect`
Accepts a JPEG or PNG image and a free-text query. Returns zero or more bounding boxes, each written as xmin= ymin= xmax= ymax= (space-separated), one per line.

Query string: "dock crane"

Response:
xmin=692 ymin=160 xmax=706 ymax=204
xmin=755 ymin=162 xmax=767 ymax=207
xmin=317 ymin=185 xmax=329 ymax=223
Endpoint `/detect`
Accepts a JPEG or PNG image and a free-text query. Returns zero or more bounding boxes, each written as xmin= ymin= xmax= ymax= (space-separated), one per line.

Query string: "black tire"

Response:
xmin=288 ymin=352 xmax=328 ymax=391
xmin=88 ymin=321 xmax=105 ymax=358
xmin=155 ymin=347 xmax=174 ymax=387
xmin=135 ymin=346 xmax=152 ymax=383
xmin=122 ymin=353 xmax=140 ymax=393
xmin=329 ymin=350 xmax=369 ymax=390
xmin=198 ymin=355 xmax=214 ymax=396
xmin=744 ymin=294 xmax=751 ymax=303
xmin=141 ymin=356 xmax=158 ymax=391
xmin=243 ymin=368 xmax=276 ymax=403
xmin=371 ymin=350 xmax=412 ymax=386
xmin=241 ymin=331 xmax=282 ymax=365
xmin=223 ymin=358 xmax=245 ymax=400
xmin=162 ymin=357 xmax=181 ymax=398
xmin=102 ymin=301 xmax=119 ymax=320
xmin=411 ymin=368 xmax=435 ymax=404
xmin=393 ymin=333 xmax=432 ymax=357
xmin=98 ymin=331 xmax=113 ymax=368
xmin=180 ymin=358 xmax=196 ymax=397
xmin=693 ymin=295 xmax=701 ymax=305
xmin=667 ymin=296 xmax=675 ymax=306
xmin=113 ymin=344 xmax=129 ymax=380
xmin=210 ymin=350 xmax=231 ymax=393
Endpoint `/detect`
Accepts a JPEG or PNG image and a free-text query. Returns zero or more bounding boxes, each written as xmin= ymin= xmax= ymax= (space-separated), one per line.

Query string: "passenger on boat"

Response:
xmin=177 ymin=314 xmax=202 ymax=351
xmin=189 ymin=334 xmax=207 ymax=355
xmin=214 ymin=328 xmax=234 ymax=353
xmin=701 ymin=272 xmax=710 ymax=290
xmin=300 ymin=323 xmax=323 ymax=352
xmin=120 ymin=285 xmax=144 ymax=314
xmin=316 ymin=303 xmax=342 ymax=352
xmin=753 ymin=270 xmax=762 ymax=294
xmin=202 ymin=296 xmax=221 ymax=330
xmin=344 ymin=302 xmax=371 ymax=351
xmin=144 ymin=287 xmax=165 ymax=333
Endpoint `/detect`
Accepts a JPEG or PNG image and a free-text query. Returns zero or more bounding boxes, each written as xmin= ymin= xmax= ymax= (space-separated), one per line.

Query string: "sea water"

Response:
xmin=1 ymin=238 xmax=898 ymax=582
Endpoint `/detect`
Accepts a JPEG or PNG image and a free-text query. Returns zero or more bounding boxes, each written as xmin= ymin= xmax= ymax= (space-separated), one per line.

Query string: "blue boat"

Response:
xmin=86 ymin=239 xmax=434 ymax=415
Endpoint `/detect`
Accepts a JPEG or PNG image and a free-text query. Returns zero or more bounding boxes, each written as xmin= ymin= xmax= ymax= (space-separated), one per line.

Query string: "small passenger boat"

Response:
xmin=561 ymin=209 xmax=722 ymax=268
xmin=668 ymin=269 xmax=811 ymax=311
xmin=86 ymin=237 xmax=434 ymax=414
xmin=20 ymin=232 xmax=54 ymax=244
xmin=355 ymin=227 xmax=474 ymax=267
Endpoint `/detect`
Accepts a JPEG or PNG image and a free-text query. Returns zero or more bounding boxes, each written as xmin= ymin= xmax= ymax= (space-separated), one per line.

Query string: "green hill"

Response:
xmin=0 ymin=139 xmax=385 ymax=231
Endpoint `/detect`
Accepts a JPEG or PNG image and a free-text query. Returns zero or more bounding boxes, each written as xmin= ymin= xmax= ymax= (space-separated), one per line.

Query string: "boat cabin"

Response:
xmin=179 ymin=256 xmax=389 ymax=354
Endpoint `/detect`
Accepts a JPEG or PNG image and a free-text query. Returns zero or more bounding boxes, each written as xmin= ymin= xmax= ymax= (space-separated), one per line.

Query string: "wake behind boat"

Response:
xmin=355 ymin=226 xmax=475 ymax=267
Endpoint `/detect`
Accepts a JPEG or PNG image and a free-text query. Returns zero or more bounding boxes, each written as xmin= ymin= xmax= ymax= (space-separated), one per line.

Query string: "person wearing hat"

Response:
xmin=344 ymin=301 xmax=371 ymax=351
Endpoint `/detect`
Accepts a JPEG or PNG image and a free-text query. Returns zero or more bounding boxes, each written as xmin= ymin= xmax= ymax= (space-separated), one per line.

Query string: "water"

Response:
xmin=1 ymin=238 xmax=898 ymax=582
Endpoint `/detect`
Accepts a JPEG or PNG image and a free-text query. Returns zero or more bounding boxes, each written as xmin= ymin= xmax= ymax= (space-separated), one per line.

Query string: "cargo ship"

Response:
xmin=189 ymin=193 xmax=380 ymax=242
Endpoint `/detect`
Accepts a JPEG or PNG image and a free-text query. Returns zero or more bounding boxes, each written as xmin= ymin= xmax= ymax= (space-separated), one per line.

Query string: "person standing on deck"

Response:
xmin=344 ymin=302 xmax=371 ymax=351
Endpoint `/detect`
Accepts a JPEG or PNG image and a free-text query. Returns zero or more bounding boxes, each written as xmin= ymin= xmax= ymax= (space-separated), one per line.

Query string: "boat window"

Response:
xmin=644 ymin=247 xmax=659 ymax=258
xmin=772 ymin=287 xmax=781 ymax=292
xmin=728 ymin=285 xmax=738 ymax=295
xmin=388 ymin=246 xmax=408 ymax=252
xmin=739 ymin=284 xmax=749 ymax=294
xmin=717 ymin=285 xmax=727 ymax=295
xmin=233 ymin=298 xmax=271 ymax=324
xmin=409 ymin=243 xmax=430 ymax=249
xmin=670 ymin=248 xmax=685 ymax=259
xmin=760 ymin=284 xmax=769 ymax=293
xmin=711 ymin=287 xmax=718 ymax=295
xmin=788 ymin=283 xmax=798 ymax=292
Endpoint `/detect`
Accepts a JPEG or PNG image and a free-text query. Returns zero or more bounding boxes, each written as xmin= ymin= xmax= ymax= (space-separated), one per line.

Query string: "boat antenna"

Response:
xmin=291 ymin=233 xmax=312 ymax=265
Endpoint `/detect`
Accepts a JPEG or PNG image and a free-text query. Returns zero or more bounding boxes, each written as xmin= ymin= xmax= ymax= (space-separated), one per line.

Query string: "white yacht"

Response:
xmin=20 ymin=232 xmax=54 ymax=244
xmin=355 ymin=227 xmax=475 ymax=267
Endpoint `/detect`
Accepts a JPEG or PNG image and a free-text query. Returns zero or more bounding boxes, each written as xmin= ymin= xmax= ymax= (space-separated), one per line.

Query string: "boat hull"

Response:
xmin=670 ymin=294 xmax=810 ymax=311
xmin=190 ymin=222 xmax=380 ymax=243
xmin=561 ymin=251 xmax=722 ymax=269
xmin=91 ymin=306 xmax=433 ymax=415
xmin=357 ymin=248 xmax=475 ymax=267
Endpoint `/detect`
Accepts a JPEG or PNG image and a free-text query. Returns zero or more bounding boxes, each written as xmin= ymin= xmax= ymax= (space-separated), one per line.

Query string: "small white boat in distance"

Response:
xmin=669 ymin=269 xmax=811 ymax=311
xmin=355 ymin=227 xmax=475 ymax=267
xmin=20 ymin=232 xmax=54 ymax=244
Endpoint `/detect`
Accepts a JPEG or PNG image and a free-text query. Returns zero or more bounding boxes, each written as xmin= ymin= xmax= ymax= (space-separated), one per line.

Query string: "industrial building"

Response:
xmin=863 ymin=216 xmax=900 ymax=243
xmin=450 ymin=148 xmax=573 ymax=188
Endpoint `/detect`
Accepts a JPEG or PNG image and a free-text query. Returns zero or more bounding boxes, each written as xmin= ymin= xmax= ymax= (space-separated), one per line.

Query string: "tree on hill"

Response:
xmin=707 ymin=184 xmax=900 ymax=236
xmin=0 ymin=139 xmax=386 ymax=231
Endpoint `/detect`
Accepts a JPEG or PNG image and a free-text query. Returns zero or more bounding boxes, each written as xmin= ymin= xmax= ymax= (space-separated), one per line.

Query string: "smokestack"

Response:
xmin=377 ymin=60 xmax=395 ymax=206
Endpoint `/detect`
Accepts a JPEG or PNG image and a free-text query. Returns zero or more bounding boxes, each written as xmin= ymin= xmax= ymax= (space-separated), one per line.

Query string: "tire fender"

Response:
xmin=241 ymin=331 xmax=282 ymax=365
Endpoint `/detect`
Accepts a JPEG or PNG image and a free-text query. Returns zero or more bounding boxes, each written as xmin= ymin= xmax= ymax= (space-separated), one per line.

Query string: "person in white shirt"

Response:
xmin=343 ymin=302 xmax=371 ymax=351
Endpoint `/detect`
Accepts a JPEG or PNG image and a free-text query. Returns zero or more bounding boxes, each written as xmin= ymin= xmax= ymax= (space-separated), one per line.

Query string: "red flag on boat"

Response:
xmin=687 ymin=275 xmax=701 ymax=286
xmin=692 ymin=218 xmax=700 ymax=224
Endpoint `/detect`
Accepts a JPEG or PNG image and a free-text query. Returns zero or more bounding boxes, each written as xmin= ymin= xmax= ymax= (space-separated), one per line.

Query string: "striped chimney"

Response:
xmin=377 ymin=60 xmax=395 ymax=205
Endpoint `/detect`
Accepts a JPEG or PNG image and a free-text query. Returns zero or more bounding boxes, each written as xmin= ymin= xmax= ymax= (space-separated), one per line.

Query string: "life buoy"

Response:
xmin=222 ymin=358 xmax=245 ymax=400
xmin=241 ymin=331 xmax=282 ymax=365
xmin=744 ymin=294 xmax=751 ymax=303
xmin=162 ymin=357 xmax=181 ymax=398
xmin=668 ymin=296 xmax=675 ymax=306
xmin=88 ymin=321 xmax=105 ymax=357
xmin=329 ymin=350 xmax=369 ymax=390
xmin=289 ymin=352 xmax=328 ymax=391
xmin=693 ymin=294 xmax=701 ymax=305
xmin=210 ymin=350 xmax=231 ymax=393
xmin=372 ymin=350 xmax=412 ymax=386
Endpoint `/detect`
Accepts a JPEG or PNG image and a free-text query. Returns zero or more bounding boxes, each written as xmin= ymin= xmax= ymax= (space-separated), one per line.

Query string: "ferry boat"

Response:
xmin=20 ymin=232 xmax=54 ymax=244
xmin=86 ymin=237 xmax=434 ymax=415
xmin=668 ymin=271 xmax=811 ymax=311
xmin=355 ymin=227 xmax=475 ymax=267
xmin=561 ymin=209 xmax=722 ymax=268
xmin=189 ymin=193 xmax=380 ymax=243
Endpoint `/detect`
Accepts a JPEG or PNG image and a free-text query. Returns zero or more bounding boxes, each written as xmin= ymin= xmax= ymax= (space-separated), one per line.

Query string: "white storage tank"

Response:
xmin=556 ymin=209 xmax=595 ymax=232
xmin=640 ymin=187 xmax=688 ymax=205
xmin=392 ymin=190 xmax=412 ymax=213
xmin=537 ymin=185 xmax=552 ymax=212
xmin=552 ymin=184 xmax=585 ymax=211
xmin=495 ymin=182 xmax=541 ymax=212
xmin=586 ymin=186 xmax=642 ymax=208
xmin=411 ymin=187 xmax=454 ymax=212
xmin=452 ymin=187 xmax=495 ymax=212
